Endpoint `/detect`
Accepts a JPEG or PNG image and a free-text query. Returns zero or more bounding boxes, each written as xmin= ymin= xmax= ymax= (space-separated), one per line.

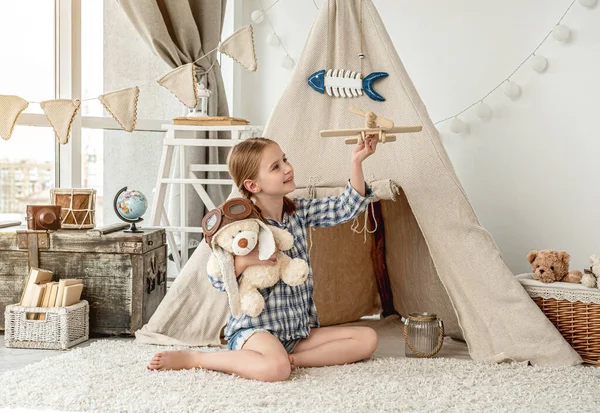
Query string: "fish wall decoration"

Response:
xmin=308 ymin=69 xmax=388 ymax=102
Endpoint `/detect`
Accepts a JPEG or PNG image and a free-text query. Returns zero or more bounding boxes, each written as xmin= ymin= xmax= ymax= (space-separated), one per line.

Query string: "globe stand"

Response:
xmin=113 ymin=186 xmax=145 ymax=233
xmin=124 ymin=219 xmax=144 ymax=234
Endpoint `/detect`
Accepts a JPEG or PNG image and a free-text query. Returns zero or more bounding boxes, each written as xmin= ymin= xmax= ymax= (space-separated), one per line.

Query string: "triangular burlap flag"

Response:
xmin=218 ymin=25 xmax=258 ymax=72
xmin=99 ymin=87 xmax=139 ymax=132
xmin=0 ymin=95 xmax=29 ymax=141
xmin=40 ymin=99 xmax=81 ymax=145
xmin=156 ymin=63 xmax=198 ymax=109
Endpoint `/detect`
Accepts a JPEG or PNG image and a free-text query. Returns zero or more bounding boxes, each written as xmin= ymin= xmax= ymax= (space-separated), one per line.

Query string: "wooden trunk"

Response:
xmin=0 ymin=226 xmax=167 ymax=335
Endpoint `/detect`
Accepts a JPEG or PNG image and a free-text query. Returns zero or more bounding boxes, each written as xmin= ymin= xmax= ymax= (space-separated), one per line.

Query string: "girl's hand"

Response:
xmin=234 ymin=248 xmax=277 ymax=278
xmin=352 ymin=135 xmax=378 ymax=163
xmin=234 ymin=247 xmax=278 ymax=273
xmin=246 ymin=248 xmax=278 ymax=266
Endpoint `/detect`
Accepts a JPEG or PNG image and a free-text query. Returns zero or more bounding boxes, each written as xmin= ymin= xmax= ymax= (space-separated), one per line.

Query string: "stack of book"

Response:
xmin=19 ymin=268 xmax=84 ymax=320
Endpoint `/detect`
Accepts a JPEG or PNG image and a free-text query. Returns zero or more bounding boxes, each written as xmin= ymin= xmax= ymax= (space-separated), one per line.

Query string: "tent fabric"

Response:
xmin=260 ymin=0 xmax=580 ymax=366
xmin=137 ymin=0 xmax=582 ymax=366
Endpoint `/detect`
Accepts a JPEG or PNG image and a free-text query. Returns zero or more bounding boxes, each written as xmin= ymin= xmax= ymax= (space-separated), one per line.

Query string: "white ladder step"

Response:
xmin=161 ymin=178 xmax=234 ymax=185
xmin=189 ymin=165 xmax=229 ymax=172
xmin=164 ymin=139 xmax=240 ymax=147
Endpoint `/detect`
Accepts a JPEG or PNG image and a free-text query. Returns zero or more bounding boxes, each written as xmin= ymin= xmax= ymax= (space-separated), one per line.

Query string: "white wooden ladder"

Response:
xmin=150 ymin=124 xmax=263 ymax=271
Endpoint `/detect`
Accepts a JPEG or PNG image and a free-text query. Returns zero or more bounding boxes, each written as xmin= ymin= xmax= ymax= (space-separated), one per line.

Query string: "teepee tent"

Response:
xmin=136 ymin=0 xmax=581 ymax=366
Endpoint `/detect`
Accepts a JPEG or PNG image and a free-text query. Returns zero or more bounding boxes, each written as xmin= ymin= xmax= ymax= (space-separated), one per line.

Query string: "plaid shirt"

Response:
xmin=207 ymin=180 xmax=374 ymax=342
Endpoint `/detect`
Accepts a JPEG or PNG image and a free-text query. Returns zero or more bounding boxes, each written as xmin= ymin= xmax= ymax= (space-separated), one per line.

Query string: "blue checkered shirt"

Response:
xmin=207 ymin=180 xmax=374 ymax=342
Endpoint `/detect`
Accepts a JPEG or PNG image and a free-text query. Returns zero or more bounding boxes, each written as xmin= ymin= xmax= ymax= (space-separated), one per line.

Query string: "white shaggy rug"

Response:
xmin=1 ymin=341 xmax=600 ymax=413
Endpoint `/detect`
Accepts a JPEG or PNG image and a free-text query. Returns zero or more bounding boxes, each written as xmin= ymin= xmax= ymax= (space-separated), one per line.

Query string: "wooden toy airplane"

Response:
xmin=320 ymin=107 xmax=422 ymax=145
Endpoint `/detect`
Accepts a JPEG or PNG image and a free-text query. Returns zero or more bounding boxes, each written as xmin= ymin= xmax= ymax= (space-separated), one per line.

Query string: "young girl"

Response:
xmin=148 ymin=136 xmax=379 ymax=382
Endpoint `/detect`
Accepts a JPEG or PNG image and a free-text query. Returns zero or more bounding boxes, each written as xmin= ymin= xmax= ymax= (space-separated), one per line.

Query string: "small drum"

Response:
xmin=50 ymin=188 xmax=96 ymax=229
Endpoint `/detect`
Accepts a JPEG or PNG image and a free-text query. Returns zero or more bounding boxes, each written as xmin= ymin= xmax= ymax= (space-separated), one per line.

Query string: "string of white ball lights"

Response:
xmin=251 ymin=0 xmax=296 ymax=69
xmin=437 ymin=0 xmax=596 ymax=134
xmin=249 ymin=0 xmax=594 ymax=121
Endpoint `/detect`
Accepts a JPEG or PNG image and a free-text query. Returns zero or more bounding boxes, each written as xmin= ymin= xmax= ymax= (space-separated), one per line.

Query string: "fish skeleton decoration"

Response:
xmin=307 ymin=69 xmax=388 ymax=102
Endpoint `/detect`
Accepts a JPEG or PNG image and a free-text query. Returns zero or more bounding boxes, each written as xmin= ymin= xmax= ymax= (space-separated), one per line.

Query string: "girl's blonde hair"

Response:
xmin=227 ymin=137 xmax=296 ymax=215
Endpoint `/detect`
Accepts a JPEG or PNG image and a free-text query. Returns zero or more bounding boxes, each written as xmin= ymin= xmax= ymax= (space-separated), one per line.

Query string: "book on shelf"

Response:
xmin=55 ymin=279 xmax=83 ymax=307
xmin=37 ymin=281 xmax=58 ymax=320
xmin=48 ymin=282 xmax=60 ymax=308
xmin=62 ymin=284 xmax=84 ymax=307
xmin=26 ymin=284 xmax=46 ymax=320
xmin=41 ymin=282 xmax=56 ymax=308
xmin=19 ymin=269 xmax=85 ymax=313
xmin=20 ymin=268 xmax=53 ymax=306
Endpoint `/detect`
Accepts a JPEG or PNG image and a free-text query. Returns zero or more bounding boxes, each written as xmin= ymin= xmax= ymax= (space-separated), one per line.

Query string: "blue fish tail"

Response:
xmin=362 ymin=72 xmax=388 ymax=102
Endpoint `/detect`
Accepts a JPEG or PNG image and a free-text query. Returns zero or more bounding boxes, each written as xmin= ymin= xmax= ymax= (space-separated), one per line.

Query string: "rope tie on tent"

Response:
xmin=307 ymin=175 xmax=322 ymax=198
xmin=351 ymin=199 xmax=378 ymax=243
xmin=351 ymin=177 xmax=379 ymax=243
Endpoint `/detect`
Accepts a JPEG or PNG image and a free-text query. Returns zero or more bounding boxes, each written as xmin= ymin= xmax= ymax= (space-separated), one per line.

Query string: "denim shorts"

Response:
xmin=227 ymin=328 xmax=301 ymax=354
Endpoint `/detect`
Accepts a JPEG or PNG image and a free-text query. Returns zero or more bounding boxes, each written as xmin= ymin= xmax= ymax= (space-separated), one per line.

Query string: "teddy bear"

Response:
xmin=526 ymin=249 xmax=596 ymax=288
xmin=583 ymin=255 xmax=600 ymax=288
xmin=202 ymin=198 xmax=309 ymax=318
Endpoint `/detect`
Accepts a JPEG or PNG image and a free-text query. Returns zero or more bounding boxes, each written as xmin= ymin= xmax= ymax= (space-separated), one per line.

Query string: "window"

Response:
xmin=81 ymin=0 xmax=105 ymax=224
xmin=1 ymin=1 xmax=236 ymax=226
xmin=0 ymin=2 xmax=55 ymax=222
xmin=0 ymin=128 xmax=56 ymax=222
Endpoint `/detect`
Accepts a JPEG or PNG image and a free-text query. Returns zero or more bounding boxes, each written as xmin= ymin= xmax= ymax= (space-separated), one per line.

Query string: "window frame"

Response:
xmin=13 ymin=0 xmax=186 ymax=188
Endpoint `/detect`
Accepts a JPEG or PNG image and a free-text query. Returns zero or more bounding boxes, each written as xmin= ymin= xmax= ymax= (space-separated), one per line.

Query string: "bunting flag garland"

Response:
xmin=40 ymin=99 xmax=81 ymax=145
xmin=2 ymin=2 xmax=596 ymax=143
xmin=218 ymin=25 xmax=258 ymax=72
xmin=156 ymin=63 xmax=198 ymax=109
xmin=0 ymin=95 xmax=29 ymax=141
xmin=99 ymin=86 xmax=140 ymax=132
xmin=0 ymin=23 xmax=260 ymax=140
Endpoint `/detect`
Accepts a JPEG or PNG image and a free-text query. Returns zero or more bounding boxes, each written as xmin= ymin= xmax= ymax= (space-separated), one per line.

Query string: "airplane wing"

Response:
xmin=320 ymin=125 xmax=422 ymax=137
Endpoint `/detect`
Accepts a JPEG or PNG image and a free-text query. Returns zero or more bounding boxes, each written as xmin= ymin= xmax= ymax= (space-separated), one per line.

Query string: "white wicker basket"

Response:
xmin=4 ymin=300 xmax=89 ymax=350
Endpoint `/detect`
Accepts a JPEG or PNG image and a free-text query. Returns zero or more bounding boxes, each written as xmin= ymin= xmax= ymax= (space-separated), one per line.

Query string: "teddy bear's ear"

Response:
xmin=256 ymin=221 xmax=276 ymax=261
xmin=213 ymin=244 xmax=242 ymax=318
xmin=558 ymin=251 xmax=571 ymax=264
xmin=526 ymin=251 xmax=538 ymax=264
xmin=268 ymin=224 xmax=294 ymax=251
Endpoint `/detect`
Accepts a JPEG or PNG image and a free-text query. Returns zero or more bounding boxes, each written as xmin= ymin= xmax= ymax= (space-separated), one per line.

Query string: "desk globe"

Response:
xmin=113 ymin=187 xmax=148 ymax=233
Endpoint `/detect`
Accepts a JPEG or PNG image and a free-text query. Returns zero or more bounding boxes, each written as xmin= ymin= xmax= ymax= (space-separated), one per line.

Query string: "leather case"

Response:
xmin=26 ymin=205 xmax=62 ymax=231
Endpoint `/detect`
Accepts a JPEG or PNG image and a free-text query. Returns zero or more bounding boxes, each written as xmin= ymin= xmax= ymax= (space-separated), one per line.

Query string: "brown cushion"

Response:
xmin=310 ymin=218 xmax=381 ymax=326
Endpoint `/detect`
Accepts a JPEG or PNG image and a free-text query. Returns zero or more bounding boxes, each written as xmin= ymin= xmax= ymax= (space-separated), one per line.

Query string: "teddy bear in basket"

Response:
xmin=202 ymin=197 xmax=309 ymax=319
xmin=583 ymin=255 xmax=600 ymax=288
xmin=526 ymin=249 xmax=596 ymax=288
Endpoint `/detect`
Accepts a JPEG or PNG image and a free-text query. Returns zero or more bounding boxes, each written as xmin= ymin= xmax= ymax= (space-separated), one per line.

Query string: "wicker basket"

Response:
xmin=517 ymin=273 xmax=600 ymax=365
xmin=4 ymin=300 xmax=89 ymax=350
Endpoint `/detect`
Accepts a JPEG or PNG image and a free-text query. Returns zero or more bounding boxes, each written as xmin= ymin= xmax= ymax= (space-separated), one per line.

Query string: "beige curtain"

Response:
xmin=118 ymin=0 xmax=231 ymax=249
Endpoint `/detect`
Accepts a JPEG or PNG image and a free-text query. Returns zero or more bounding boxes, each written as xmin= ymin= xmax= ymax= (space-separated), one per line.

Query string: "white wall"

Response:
xmin=237 ymin=0 xmax=600 ymax=274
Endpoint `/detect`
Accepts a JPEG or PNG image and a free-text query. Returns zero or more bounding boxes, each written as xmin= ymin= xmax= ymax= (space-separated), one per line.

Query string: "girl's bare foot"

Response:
xmin=147 ymin=350 xmax=204 ymax=371
xmin=288 ymin=354 xmax=297 ymax=370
